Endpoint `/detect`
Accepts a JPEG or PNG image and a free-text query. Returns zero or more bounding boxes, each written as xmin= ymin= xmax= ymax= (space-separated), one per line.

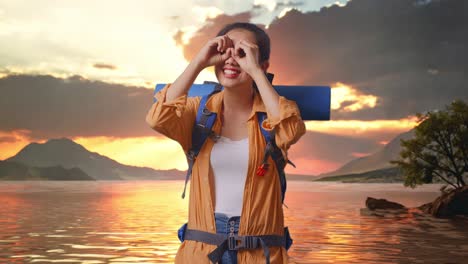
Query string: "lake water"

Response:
xmin=0 ymin=181 xmax=467 ymax=264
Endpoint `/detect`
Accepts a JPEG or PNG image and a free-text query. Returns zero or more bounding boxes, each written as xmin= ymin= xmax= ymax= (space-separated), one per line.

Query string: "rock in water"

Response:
xmin=420 ymin=185 xmax=468 ymax=218
xmin=366 ymin=197 xmax=406 ymax=210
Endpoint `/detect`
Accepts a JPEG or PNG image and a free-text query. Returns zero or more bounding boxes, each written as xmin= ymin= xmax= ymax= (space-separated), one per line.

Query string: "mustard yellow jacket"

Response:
xmin=146 ymin=83 xmax=306 ymax=263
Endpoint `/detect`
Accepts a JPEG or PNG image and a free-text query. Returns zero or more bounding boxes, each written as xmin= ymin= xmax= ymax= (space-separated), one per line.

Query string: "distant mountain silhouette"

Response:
xmin=317 ymin=129 xmax=415 ymax=179
xmin=315 ymin=166 xmax=404 ymax=183
xmin=0 ymin=160 xmax=94 ymax=180
xmin=287 ymin=173 xmax=318 ymax=181
xmin=5 ymin=137 xmax=185 ymax=180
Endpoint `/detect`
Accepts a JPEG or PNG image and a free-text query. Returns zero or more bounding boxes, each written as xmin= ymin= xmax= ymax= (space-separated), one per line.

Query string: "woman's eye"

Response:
xmin=238 ymin=49 xmax=246 ymax=57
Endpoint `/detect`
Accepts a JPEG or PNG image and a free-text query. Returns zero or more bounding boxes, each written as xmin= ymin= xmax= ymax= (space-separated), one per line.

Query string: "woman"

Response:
xmin=146 ymin=22 xmax=306 ymax=264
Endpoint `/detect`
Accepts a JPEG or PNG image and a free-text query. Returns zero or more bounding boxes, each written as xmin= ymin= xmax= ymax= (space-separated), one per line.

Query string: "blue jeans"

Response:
xmin=215 ymin=212 xmax=240 ymax=264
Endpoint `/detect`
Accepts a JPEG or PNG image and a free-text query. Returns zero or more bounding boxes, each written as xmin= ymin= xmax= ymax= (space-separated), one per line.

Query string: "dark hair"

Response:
xmin=216 ymin=22 xmax=271 ymax=91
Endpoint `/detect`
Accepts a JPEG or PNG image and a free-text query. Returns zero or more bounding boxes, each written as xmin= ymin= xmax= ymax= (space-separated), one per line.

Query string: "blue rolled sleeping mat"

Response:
xmin=153 ymin=73 xmax=331 ymax=121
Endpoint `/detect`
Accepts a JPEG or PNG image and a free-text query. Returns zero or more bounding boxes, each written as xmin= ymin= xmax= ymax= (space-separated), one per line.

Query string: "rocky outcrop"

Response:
xmin=360 ymin=197 xmax=408 ymax=217
xmin=366 ymin=197 xmax=406 ymax=210
xmin=418 ymin=185 xmax=468 ymax=218
xmin=362 ymin=186 xmax=468 ymax=219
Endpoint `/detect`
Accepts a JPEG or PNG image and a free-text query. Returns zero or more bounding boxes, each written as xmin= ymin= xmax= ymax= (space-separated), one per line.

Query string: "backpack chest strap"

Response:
xmin=181 ymin=86 xmax=221 ymax=199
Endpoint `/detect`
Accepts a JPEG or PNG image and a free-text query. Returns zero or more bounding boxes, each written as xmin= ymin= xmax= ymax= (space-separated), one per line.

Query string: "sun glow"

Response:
xmin=305 ymin=116 xmax=420 ymax=136
xmin=331 ymin=82 xmax=378 ymax=112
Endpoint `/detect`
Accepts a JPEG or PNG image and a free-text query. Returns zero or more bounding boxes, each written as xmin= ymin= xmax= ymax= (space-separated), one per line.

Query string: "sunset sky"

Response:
xmin=1 ymin=0 xmax=466 ymax=175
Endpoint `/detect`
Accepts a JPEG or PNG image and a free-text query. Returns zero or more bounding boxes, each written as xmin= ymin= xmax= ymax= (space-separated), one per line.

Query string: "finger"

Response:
xmin=238 ymin=41 xmax=260 ymax=59
xmin=237 ymin=41 xmax=255 ymax=51
xmin=221 ymin=36 xmax=231 ymax=53
xmin=216 ymin=39 xmax=221 ymax=51
xmin=219 ymin=47 xmax=228 ymax=59
xmin=209 ymin=38 xmax=219 ymax=48
xmin=234 ymin=44 xmax=245 ymax=57
xmin=239 ymin=39 xmax=257 ymax=48
xmin=219 ymin=37 xmax=226 ymax=52
xmin=235 ymin=44 xmax=247 ymax=57
xmin=221 ymin=48 xmax=232 ymax=60
xmin=231 ymin=50 xmax=240 ymax=61
xmin=225 ymin=35 xmax=234 ymax=48
xmin=231 ymin=54 xmax=239 ymax=63
xmin=216 ymin=38 xmax=222 ymax=52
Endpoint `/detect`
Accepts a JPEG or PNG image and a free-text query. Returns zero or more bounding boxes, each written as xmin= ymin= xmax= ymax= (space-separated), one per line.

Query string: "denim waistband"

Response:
xmin=214 ymin=212 xmax=241 ymax=235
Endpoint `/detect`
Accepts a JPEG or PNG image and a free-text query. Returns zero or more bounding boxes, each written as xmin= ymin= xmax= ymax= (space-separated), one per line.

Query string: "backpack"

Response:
xmin=180 ymin=81 xmax=296 ymax=208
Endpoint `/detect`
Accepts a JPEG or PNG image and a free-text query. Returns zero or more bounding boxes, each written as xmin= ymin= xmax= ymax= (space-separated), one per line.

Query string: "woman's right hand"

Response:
xmin=193 ymin=35 xmax=234 ymax=70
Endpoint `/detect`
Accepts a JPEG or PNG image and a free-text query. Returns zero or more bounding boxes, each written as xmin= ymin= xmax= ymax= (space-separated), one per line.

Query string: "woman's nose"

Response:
xmin=225 ymin=54 xmax=238 ymax=65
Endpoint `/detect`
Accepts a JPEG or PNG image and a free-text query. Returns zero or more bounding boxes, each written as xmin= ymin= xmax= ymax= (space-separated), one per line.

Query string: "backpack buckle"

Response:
xmin=227 ymin=235 xmax=258 ymax=250
xmin=202 ymin=108 xmax=212 ymax=116
xmin=187 ymin=150 xmax=196 ymax=161
xmin=209 ymin=131 xmax=221 ymax=142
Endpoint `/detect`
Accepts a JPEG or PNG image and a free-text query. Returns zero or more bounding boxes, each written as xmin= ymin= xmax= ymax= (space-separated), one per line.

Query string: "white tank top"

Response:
xmin=210 ymin=135 xmax=249 ymax=218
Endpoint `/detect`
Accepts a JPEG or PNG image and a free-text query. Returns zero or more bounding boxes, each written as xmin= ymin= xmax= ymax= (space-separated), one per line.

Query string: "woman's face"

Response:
xmin=214 ymin=28 xmax=259 ymax=89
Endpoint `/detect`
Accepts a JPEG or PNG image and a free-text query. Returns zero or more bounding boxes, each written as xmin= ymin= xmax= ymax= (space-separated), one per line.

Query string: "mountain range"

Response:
xmin=3 ymin=138 xmax=185 ymax=180
xmin=0 ymin=160 xmax=94 ymax=180
xmin=315 ymin=129 xmax=415 ymax=180
xmin=1 ymin=128 xmax=415 ymax=181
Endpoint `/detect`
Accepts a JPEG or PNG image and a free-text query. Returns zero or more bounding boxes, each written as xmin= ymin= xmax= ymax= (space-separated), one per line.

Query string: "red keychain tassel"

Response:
xmin=256 ymin=162 xmax=269 ymax=176
xmin=257 ymin=141 xmax=273 ymax=176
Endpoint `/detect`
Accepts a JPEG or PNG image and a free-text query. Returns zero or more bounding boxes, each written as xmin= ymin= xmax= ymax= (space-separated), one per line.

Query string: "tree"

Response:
xmin=390 ymin=99 xmax=468 ymax=190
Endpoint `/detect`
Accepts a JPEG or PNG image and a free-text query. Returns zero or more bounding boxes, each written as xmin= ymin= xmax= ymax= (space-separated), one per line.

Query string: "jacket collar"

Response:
xmin=204 ymin=88 xmax=266 ymax=121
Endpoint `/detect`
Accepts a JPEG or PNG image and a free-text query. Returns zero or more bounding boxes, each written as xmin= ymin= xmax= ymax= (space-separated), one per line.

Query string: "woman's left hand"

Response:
xmin=229 ymin=40 xmax=262 ymax=76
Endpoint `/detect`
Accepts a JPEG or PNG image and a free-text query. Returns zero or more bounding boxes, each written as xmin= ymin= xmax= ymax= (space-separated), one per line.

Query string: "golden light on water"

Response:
xmin=1 ymin=180 xmax=465 ymax=263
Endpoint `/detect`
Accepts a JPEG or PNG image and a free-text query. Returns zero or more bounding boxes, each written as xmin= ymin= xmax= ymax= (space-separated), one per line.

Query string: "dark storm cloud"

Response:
xmin=173 ymin=11 xmax=255 ymax=61
xmin=178 ymin=0 xmax=468 ymax=120
xmin=0 ymin=74 xmax=161 ymax=141
xmin=0 ymin=73 xmax=392 ymax=169
xmin=289 ymin=130 xmax=383 ymax=163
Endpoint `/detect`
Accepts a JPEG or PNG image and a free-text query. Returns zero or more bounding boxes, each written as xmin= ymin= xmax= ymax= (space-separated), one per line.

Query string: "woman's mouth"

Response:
xmin=223 ymin=68 xmax=240 ymax=78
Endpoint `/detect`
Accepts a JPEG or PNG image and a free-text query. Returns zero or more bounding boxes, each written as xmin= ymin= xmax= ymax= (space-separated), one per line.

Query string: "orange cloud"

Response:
xmin=73 ymin=136 xmax=189 ymax=171
xmin=350 ymin=152 xmax=371 ymax=158
xmin=0 ymin=129 xmax=44 ymax=160
xmin=1 ymin=113 xmax=419 ymax=177
xmin=0 ymin=130 xmax=188 ymax=172
xmin=378 ymin=140 xmax=389 ymax=145
xmin=304 ymin=116 xmax=420 ymax=138
xmin=331 ymin=82 xmax=378 ymax=112
xmin=0 ymin=130 xmax=339 ymax=176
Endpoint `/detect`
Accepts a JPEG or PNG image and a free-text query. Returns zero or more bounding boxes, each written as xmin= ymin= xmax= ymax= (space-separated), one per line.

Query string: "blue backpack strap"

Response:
xmin=257 ymin=112 xmax=296 ymax=208
xmin=181 ymin=83 xmax=222 ymax=199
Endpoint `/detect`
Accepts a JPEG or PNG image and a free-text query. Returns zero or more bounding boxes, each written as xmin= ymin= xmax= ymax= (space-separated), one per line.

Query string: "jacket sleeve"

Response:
xmin=260 ymin=95 xmax=306 ymax=163
xmin=145 ymin=83 xmax=201 ymax=154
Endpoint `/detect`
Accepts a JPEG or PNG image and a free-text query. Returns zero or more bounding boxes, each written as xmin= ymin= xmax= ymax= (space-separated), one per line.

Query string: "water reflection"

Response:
xmin=0 ymin=181 xmax=466 ymax=263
